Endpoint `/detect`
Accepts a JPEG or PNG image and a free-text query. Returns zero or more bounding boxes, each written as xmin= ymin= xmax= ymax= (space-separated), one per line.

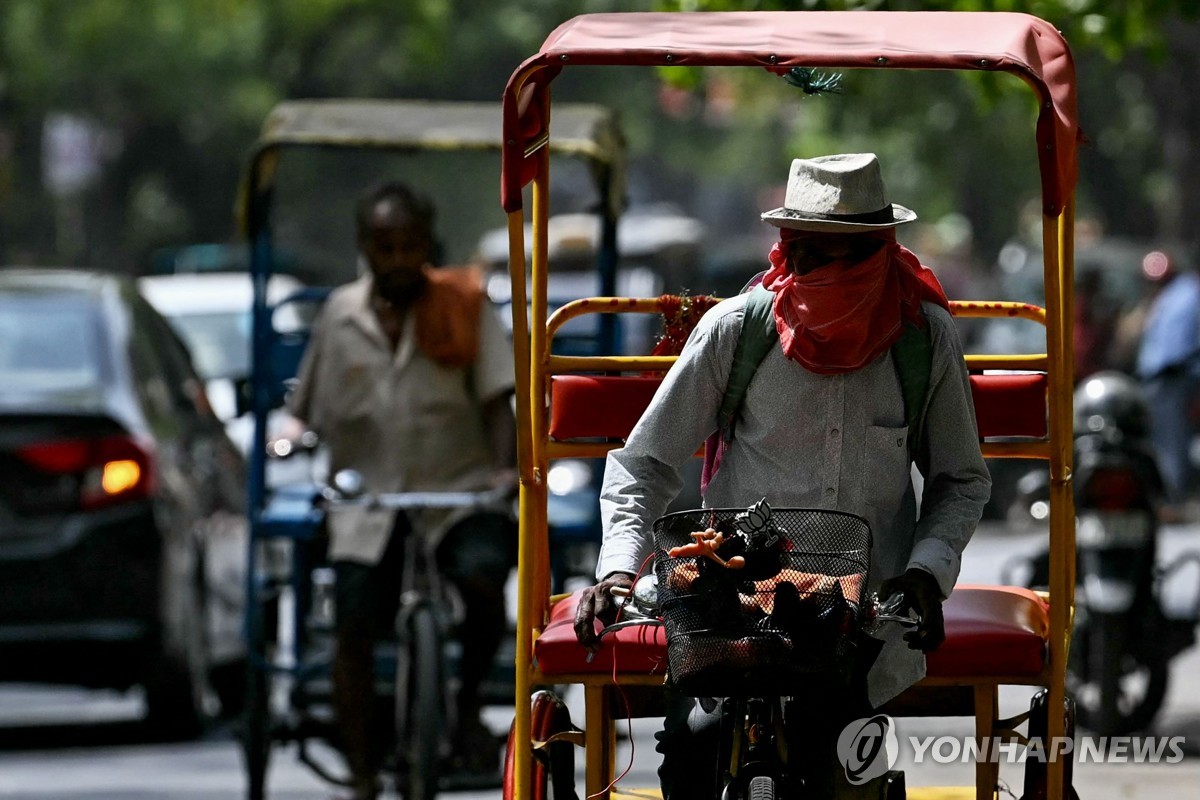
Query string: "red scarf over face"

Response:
xmin=762 ymin=229 xmax=950 ymax=373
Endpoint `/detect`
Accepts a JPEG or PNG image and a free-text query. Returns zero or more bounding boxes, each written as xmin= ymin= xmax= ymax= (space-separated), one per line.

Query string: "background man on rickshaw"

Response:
xmin=285 ymin=182 xmax=518 ymax=800
xmin=574 ymin=153 xmax=992 ymax=797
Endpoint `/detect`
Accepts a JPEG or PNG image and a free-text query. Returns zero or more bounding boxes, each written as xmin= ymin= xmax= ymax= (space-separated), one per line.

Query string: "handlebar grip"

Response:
xmin=267 ymin=430 xmax=319 ymax=460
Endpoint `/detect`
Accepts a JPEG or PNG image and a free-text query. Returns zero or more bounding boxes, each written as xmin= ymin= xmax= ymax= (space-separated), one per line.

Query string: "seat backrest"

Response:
xmin=548 ymin=371 xmax=1048 ymax=443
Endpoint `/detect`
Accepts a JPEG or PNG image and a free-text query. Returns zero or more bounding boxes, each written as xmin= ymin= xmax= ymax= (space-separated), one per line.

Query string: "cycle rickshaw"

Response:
xmin=500 ymin=10 xmax=1079 ymax=800
xmin=236 ymin=98 xmax=630 ymax=800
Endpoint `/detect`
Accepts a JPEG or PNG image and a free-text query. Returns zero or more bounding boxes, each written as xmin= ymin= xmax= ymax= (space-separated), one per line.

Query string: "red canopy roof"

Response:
xmin=502 ymin=11 xmax=1078 ymax=214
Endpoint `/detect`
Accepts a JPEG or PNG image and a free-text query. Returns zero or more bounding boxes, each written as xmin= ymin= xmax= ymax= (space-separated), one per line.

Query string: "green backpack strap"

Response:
xmin=891 ymin=319 xmax=934 ymax=459
xmin=717 ymin=284 xmax=777 ymax=443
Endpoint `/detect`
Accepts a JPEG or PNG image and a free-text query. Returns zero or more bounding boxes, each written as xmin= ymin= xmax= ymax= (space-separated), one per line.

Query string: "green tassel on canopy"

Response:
xmin=783 ymin=67 xmax=843 ymax=96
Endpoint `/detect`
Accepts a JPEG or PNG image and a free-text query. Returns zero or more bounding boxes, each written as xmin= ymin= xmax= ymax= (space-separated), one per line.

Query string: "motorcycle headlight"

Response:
xmin=547 ymin=460 xmax=592 ymax=496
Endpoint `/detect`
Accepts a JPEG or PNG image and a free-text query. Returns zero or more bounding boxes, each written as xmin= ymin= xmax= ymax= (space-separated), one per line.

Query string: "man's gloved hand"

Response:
xmin=879 ymin=568 xmax=945 ymax=652
xmin=573 ymin=572 xmax=635 ymax=652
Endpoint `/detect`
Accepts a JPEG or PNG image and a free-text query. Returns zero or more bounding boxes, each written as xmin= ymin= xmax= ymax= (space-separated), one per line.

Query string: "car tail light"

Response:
xmin=1082 ymin=467 xmax=1141 ymax=511
xmin=16 ymin=434 xmax=155 ymax=510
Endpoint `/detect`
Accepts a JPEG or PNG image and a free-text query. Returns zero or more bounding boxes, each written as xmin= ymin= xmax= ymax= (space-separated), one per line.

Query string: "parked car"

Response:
xmin=0 ymin=268 xmax=248 ymax=737
xmin=137 ymin=271 xmax=305 ymax=424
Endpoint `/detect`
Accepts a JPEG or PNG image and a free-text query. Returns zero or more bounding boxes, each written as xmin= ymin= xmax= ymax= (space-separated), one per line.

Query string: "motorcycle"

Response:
xmin=1005 ymin=371 xmax=1200 ymax=735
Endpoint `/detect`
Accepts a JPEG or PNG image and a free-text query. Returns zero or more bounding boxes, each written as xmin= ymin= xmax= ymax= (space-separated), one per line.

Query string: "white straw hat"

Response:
xmin=761 ymin=153 xmax=917 ymax=232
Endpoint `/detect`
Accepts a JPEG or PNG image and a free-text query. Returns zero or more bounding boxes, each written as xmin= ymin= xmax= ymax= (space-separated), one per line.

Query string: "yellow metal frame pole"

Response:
xmin=510 ymin=76 xmax=554 ymax=800
xmin=529 ymin=128 xmax=553 ymax=625
xmin=508 ymin=201 xmax=534 ymax=800
xmin=1043 ymin=195 xmax=1076 ymax=800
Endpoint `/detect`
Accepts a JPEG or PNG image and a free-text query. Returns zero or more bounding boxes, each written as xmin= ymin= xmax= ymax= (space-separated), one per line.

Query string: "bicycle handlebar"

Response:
xmin=586 ymin=581 xmax=920 ymax=664
xmin=598 ymin=581 xmax=920 ymax=639
xmin=868 ymin=591 xmax=921 ymax=629
xmin=321 ymin=484 xmax=515 ymax=512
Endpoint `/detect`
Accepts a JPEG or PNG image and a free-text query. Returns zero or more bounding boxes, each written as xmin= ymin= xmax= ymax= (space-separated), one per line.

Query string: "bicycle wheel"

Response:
xmin=503 ymin=690 xmax=577 ymax=800
xmin=396 ymin=604 xmax=445 ymax=800
xmin=241 ymin=590 xmax=277 ymax=800
xmin=748 ymin=775 xmax=775 ymax=800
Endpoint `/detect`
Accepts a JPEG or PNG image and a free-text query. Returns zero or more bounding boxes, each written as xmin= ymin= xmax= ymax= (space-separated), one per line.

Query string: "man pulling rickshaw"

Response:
xmin=498 ymin=15 xmax=1079 ymax=799
xmin=574 ymin=152 xmax=991 ymax=797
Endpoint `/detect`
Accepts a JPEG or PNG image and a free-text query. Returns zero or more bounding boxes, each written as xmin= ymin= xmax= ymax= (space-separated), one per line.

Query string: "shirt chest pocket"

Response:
xmin=331 ymin=361 xmax=375 ymax=420
xmin=863 ymin=423 xmax=911 ymax=510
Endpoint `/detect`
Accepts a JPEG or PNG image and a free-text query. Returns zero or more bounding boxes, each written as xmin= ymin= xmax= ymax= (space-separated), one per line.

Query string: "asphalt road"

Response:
xmin=0 ymin=522 xmax=1197 ymax=799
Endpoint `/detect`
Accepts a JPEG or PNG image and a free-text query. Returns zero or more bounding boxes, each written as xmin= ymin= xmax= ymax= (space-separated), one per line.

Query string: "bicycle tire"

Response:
xmin=241 ymin=591 xmax=276 ymax=800
xmin=748 ymin=775 xmax=775 ymax=800
xmin=504 ymin=690 xmax=578 ymax=800
xmin=397 ymin=604 xmax=444 ymax=800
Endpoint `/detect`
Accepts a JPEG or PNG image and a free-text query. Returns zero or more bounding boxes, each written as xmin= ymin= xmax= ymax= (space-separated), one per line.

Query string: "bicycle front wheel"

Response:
xmin=241 ymin=588 xmax=278 ymax=800
xmin=396 ymin=604 xmax=445 ymax=800
xmin=748 ymin=776 xmax=775 ymax=800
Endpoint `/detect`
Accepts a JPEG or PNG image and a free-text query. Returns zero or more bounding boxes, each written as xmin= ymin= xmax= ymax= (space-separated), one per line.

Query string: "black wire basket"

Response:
xmin=652 ymin=503 xmax=872 ymax=697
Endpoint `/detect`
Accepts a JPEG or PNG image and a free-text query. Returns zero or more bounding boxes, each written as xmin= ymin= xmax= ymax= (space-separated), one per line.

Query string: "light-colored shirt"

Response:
xmin=597 ymin=294 xmax=991 ymax=705
xmin=288 ymin=275 xmax=515 ymax=563
xmin=1136 ymin=272 xmax=1200 ymax=379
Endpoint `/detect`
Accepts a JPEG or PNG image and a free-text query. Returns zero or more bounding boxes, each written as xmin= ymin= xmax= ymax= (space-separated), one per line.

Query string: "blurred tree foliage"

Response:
xmin=0 ymin=0 xmax=1198 ymax=271
xmin=649 ymin=0 xmax=1200 ymax=261
xmin=0 ymin=0 xmax=601 ymax=267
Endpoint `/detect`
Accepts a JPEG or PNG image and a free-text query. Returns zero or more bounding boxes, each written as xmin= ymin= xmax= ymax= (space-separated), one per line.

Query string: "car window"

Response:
xmin=166 ymin=310 xmax=250 ymax=380
xmin=140 ymin=301 xmax=208 ymax=416
xmin=127 ymin=299 xmax=178 ymax=419
xmin=0 ymin=292 xmax=106 ymax=391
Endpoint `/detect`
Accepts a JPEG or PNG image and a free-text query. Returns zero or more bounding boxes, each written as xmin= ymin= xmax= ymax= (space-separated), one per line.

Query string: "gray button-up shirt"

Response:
xmin=597 ymin=294 xmax=991 ymax=705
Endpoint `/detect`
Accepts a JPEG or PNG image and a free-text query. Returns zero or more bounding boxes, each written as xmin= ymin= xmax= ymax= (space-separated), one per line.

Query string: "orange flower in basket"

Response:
xmin=667 ymin=528 xmax=746 ymax=570
xmin=741 ymin=572 xmax=865 ymax=615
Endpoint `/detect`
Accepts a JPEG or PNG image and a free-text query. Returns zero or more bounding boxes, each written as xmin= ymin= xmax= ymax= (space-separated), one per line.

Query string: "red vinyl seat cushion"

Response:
xmin=548 ymin=372 xmax=1046 ymax=443
xmin=549 ymin=375 xmax=663 ymax=442
xmin=925 ymin=584 xmax=1049 ymax=678
xmin=968 ymin=372 xmax=1047 ymax=439
xmin=535 ymin=585 xmax=1048 ymax=680
xmin=535 ymin=589 xmax=668 ymax=676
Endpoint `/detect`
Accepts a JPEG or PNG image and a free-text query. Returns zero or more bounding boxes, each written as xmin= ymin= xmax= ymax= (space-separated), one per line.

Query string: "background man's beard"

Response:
xmin=376 ymin=274 xmax=426 ymax=305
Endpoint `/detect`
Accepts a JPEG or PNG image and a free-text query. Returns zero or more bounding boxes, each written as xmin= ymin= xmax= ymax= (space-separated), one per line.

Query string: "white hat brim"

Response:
xmin=760 ymin=203 xmax=917 ymax=232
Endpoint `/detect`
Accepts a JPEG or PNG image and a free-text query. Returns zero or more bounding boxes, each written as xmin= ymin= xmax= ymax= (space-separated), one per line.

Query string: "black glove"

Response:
xmin=879 ymin=567 xmax=945 ymax=652
xmin=573 ymin=572 xmax=635 ymax=652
